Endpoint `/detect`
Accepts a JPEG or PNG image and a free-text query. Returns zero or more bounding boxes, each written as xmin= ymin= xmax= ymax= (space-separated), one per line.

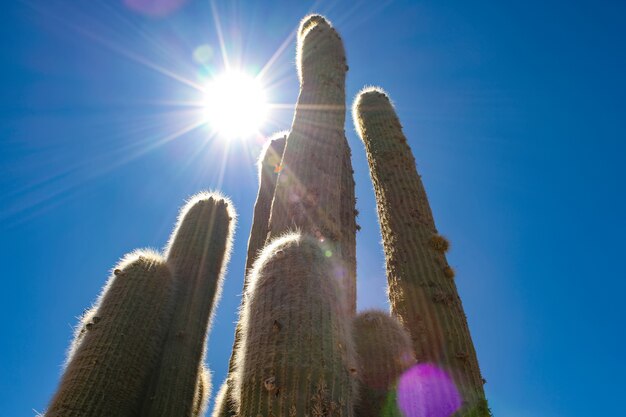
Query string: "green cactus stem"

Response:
xmin=46 ymin=250 xmax=174 ymax=417
xmin=353 ymin=87 xmax=488 ymax=413
xmin=352 ymin=310 xmax=415 ymax=417
xmin=234 ymin=233 xmax=357 ymax=417
xmin=142 ymin=192 xmax=236 ymax=417
xmin=267 ymin=14 xmax=356 ymax=314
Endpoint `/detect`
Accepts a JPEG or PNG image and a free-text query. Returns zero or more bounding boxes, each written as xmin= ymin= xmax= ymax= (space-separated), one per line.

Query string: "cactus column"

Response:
xmin=46 ymin=251 xmax=174 ymax=417
xmin=353 ymin=88 xmax=487 ymax=413
xmin=234 ymin=233 xmax=357 ymax=417
xmin=267 ymin=15 xmax=356 ymax=313
xmin=142 ymin=192 xmax=236 ymax=417
xmin=214 ymin=133 xmax=287 ymax=417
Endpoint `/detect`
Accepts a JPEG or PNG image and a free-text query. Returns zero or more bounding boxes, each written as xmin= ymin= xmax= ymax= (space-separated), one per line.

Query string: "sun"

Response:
xmin=203 ymin=71 xmax=269 ymax=138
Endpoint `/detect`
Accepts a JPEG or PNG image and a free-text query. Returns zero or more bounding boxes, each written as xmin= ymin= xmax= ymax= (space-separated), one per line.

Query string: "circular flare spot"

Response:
xmin=396 ymin=363 xmax=461 ymax=417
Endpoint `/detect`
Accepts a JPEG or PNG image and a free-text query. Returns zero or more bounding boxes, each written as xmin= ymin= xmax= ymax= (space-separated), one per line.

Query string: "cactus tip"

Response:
xmin=181 ymin=191 xmax=237 ymax=223
xmin=165 ymin=190 xmax=237 ymax=258
xmin=256 ymin=131 xmax=288 ymax=180
xmin=352 ymin=86 xmax=396 ymax=139
xmin=298 ymin=14 xmax=332 ymax=39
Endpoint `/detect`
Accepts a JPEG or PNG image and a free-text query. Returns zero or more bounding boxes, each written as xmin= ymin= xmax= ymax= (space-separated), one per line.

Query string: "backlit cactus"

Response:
xmin=47 ymin=251 xmax=174 ymax=417
xmin=47 ymin=193 xmax=235 ymax=417
xmin=143 ymin=193 xmax=236 ymax=417
xmin=353 ymin=87 xmax=488 ymax=414
xmin=215 ymin=133 xmax=287 ymax=417
xmin=267 ymin=14 xmax=356 ymax=314
xmin=193 ymin=366 xmax=211 ymax=417
xmin=233 ymin=233 xmax=357 ymax=417
xmin=353 ymin=310 xmax=415 ymax=417
xmin=46 ymin=12 xmax=491 ymax=417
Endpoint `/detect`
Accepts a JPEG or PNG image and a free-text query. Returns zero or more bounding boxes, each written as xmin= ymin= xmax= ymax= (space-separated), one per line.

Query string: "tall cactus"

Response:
xmin=46 ymin=250 xmax=174 ymax=417
xmin=214 ymin=133 xmax=287 ymax=417
xmin=43 ymin=12 xmax=492 ymax=417
xmin=352 ymin=310 xmax=415 ymax=417
xmin=142 ymin=192 xmax=236 ymax=417
xmin=352 ymin=87 xmax=487 ymax=414
xmin=233 ymin=233 xmax=357 ymax=417
xmin=267 ymin=14 xmax=356 ymax=314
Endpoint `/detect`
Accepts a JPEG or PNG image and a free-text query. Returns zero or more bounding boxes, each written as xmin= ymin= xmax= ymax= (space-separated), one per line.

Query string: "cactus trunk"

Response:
xmin=234 ymin=233 xmax=357 ymax=417
xmin=353 ymin=88 xmax=487 ymax=413
xmin=267 ymin=15 xmax=356 ymax=314
xmin=46 ymin=251 xmax=174 ymax=417
xmin=215 ymin=134 xmax=287 ymax=417
xmin=142 ymin=193 xmax=236 ymax=417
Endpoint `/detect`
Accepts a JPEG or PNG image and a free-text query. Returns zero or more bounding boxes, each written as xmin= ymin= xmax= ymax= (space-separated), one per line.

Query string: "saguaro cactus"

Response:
xmin=266 ymin=14 xmax=356 ymax=313
xmin=142 ymin=192 xmax=236 ymax=417
xmin=353 ymin=87 xmax=487 ymax=413
xmin=353 ymin=310 xmax=415 ymax=417
xmin=233 ymin=233 xmax=357 ymax=417
xmin=47 ymin=250 xmax=174 ymax=417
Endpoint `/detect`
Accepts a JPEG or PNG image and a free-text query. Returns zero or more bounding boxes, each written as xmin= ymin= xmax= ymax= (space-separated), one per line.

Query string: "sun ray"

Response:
xmin=24 ymin=0 xmax=204 ymax=92
xmin=210 ymin=0 xmax=231 ymax=71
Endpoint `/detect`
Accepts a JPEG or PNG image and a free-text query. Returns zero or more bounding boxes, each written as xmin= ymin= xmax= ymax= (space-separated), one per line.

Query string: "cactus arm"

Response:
xmin=353 ymin=87 xmax=488 ymax=413
xmin=46 ymin=250 xmax=174 ymax=417
xmin=142 ymin=192 xmax=236 ymax=417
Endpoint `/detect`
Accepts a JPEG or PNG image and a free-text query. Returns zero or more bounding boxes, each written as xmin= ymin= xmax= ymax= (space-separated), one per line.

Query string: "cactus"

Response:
xmin=267 ymin=14 xmax=356 ymax=314
xmin=45 ymin=12 xmax=492 ymax=417
xmin=233 ymin=233 xmax=357 ymax=417
xmin=46 ymin=250 xmax=174 ymax=417
xmin=248 ymin=133 xmax=288 ymax=276
xmin=193 ymin=366 xmax=211 ymax=417
xmin=352 ymin=310 xmax=415 ymax=417
xmin=352 ymin=87 xmax=488 ymax=414
xmin=142 ymin=192 xmax=236 ymax=417
xmin=63 ymin=306 xmax=97 ymax=366
xmin=215 ymin=133 xmax=288 ymax=417
xmin=211 ymin=379 xmax=231 ymax=417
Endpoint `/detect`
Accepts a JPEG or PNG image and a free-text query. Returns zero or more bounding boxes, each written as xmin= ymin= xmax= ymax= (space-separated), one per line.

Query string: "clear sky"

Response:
xmin=1 ymin=1 xmax=625 ymax=416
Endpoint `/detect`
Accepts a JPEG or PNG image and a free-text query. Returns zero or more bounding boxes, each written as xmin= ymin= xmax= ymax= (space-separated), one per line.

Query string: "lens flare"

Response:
xmin=124 ymin=0 xmax=187 ymax=17
xmin=203 ymin=71 xmax=268 ymax=138
xmin=396 ymin=363 xmax=461 ymax=417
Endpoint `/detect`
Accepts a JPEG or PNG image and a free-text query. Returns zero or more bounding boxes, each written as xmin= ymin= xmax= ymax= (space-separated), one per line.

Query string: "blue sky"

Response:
xmin=1 ymin=1 xmax=625 ymax=416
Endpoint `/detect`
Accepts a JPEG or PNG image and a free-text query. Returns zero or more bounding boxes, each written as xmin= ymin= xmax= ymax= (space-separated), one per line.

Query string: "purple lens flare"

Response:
xmin=396 ymin=363 xmax=462 ymax=417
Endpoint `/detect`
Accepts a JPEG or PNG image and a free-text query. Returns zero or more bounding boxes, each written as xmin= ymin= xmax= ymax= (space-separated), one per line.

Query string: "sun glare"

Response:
xmin=203 ymin=71 xmax=268 ymax=138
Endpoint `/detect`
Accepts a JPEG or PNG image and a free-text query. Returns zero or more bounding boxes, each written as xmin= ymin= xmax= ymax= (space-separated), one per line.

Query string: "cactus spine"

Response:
xmin=352 ymin=310 xmax=415 ymax=417
xmin=352 ymin=88 xmax=487 ymax=413
xmin=267 ymin=15 xmax=356 ymax=313
xmin=193 ymin=366 xmax=212 ymax=417
xmin=234 ymin=233 xmax=357 ymax=417
xmin=47 ymin=251 xmax=174 ymax=417
xmin=143 ymin=192 xmax=236 ymax=417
